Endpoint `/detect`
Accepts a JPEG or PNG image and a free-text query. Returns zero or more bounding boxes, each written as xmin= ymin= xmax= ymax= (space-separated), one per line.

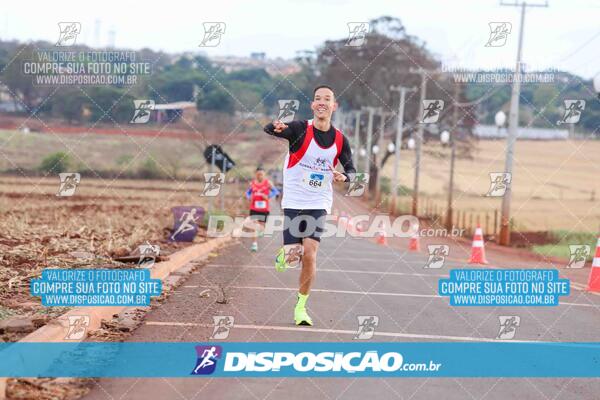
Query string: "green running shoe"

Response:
xmin=250 ymin=242 xmax=258 ymax=252
xmin=294 ymin=306 xmax=313 ymax=326
xmin=275 ymin=245 xmax=303 ymax=272
xmin=275 ymin=247 xmax=289 ymax=272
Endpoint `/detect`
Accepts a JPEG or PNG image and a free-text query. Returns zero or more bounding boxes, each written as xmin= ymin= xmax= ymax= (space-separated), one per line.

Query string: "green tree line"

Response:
xmin=0 ymin=17 xmax=598 ymax=134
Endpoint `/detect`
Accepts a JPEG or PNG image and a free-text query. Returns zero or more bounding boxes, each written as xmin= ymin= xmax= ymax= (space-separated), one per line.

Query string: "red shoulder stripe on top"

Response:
xmin=333 ymin=129 xmax=343 ymax=167
xmin=286 ymin=122 xmax=313 ymax=169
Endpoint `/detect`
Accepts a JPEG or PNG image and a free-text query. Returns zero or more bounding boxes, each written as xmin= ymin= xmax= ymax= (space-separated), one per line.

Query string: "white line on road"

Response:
xmin=180 ymin=284 xmax=596 ymax=307
xmin=144 ymin=321 xmax=539 ymax=342
xmin=187 ymin=285 xmax=440 ymax=298
xmin=321 ymin=250 xmax=410 ymax=257
xmin=206 ymin=263 xmax=588 ymax=293
xmin=207 ymin=264 xmax=447 ymax=278
xmin=321 ymin=257 xmax=411 ymax=263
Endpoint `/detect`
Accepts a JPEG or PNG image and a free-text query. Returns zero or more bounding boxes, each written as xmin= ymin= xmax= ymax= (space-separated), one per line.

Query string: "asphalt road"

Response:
xmin=83 ymin=203 xmax=600 ymax=400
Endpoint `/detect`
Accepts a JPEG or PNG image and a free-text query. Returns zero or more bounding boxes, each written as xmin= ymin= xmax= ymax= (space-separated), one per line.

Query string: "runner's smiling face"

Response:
xmin=255 ymin=170 xmax=265 ymax=182
xmin=311 ymin=87 xmax=337 ymax=122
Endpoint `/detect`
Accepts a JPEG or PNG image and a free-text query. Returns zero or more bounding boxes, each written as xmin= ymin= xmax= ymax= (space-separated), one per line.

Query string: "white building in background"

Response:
xmin=0 ymin=84 xmax=25 ymax=112
xmin=210 ymin=55 xmax=301 ymax=76
xmin=153 ymin=101 xmax=196 ymax=123
xmin=474 ymin=124 xmax=569 ymax=140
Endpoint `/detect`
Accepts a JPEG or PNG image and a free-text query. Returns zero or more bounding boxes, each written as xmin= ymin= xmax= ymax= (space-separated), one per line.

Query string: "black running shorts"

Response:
xmin=283 ymin=208 xmax=327 ymax=245
xmin=249 ymin=210 xmax=269 ymax=223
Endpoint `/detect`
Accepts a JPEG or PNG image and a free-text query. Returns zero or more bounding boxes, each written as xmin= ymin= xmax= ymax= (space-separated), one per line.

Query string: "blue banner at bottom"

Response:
xmin=1 ymin=342 xmax=600 ymax=378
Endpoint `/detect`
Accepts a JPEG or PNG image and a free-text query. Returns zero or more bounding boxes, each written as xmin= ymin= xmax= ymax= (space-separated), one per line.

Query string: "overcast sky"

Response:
xmin=2 ymin=0 xmax=599 ymax=78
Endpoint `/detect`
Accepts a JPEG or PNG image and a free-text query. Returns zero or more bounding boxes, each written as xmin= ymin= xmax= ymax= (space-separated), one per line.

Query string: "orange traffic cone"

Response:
xmin=356 ymin=221 xmax=366 ymax=233
xmin=468 ymin=224 xmax=488 ymax=264
xmin=375 ymin=221 xmax=387 ymax=245
xmin=376 ymin=231 xmax=387 ymax=245
xmin=408 ymin=232 xmax=420 ymax=251
xmin=585 ymin=237 xmax=600 ymax=291
xmin=341 ymin=216 xmax=354 ymax=234
xmin=346 ymin=217 xmax=356 ymax=235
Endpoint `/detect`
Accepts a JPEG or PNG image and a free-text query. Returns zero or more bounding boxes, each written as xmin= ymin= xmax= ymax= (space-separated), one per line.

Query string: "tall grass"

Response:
xmin=533 ymin=230 xmax=598 ymax=260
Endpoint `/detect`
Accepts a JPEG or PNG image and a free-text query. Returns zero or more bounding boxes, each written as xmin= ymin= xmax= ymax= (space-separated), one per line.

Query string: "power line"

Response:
xmin=557 ymin=29 xmax=600 ymax=63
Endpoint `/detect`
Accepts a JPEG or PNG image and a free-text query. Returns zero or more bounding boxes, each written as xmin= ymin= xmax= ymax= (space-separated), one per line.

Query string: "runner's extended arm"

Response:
xmin=338 ymin=136 xmax=356 ymax=181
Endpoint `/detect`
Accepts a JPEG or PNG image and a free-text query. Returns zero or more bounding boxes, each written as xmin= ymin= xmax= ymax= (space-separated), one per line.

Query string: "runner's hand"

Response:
xmin=273 ymin=120 xmax=288 ymax=133
xmin=328 ymin=164 xmax=348 ymax=182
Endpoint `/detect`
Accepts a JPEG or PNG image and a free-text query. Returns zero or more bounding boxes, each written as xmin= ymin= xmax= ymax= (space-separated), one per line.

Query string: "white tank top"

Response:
xmin=281 ymin=120 xmax=343 ymax=213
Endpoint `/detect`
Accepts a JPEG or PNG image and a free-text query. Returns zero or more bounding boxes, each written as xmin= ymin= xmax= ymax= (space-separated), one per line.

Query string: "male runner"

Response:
xmin=245 ymin=166 xmax=278 ymax=252
xmin=264 ymin=85 xmax=356 ymax=326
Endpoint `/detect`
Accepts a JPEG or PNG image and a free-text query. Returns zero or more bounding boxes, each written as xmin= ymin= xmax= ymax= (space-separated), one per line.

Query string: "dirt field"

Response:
xmin=0 ymin=122 xmax=284 ymax=181
xmin=380 ymin=139 xmax=600 ymax=233
xmin=0 ymin=176 xmax=246 ymax=336
xmin=0 ymin=122 xmax=288 ymax=333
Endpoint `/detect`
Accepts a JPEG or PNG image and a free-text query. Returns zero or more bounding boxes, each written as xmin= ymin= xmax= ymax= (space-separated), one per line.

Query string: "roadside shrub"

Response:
xmin=39 ymin=152 xmax=71 ymax=174
xmin=137 ymin=157 xmax=163 ymax=179
xmin=380 ymin=176 xmax=412 ymax=196
xmin=380 ymin=176 xmax=391 ymax=195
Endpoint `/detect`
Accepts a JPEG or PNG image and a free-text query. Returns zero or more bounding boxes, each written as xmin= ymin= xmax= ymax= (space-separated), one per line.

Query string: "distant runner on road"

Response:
xmin=264 ymin=85 xmax=356 ymax=326
xmin=245 ymin=166 xmax=278 ymax=252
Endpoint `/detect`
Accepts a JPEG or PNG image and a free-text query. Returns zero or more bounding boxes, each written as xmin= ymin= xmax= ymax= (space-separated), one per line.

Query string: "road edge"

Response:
xmin=0 ymin=235 xmax=233 ymax=400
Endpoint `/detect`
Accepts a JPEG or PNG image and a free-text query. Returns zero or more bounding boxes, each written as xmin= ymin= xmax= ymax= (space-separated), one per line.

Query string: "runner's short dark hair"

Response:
xmin=313 ymin=85 xmax=335 ymax=98
xmin=256 ymin=166 xmax=264 ymax=172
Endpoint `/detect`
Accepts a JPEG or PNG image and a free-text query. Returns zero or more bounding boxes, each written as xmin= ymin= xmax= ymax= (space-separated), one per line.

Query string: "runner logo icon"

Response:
xmin=64 ymin=315 xmax=90 ymax=340
xmin=201 ymin=173 xmax=225 ymax=197
xmin=557 ymin=100 xmax=585 ymax=125
xmin=425 ymin=245 xmax=449 ymax=269
xmin=211 ymin=316 xmax=234 ymax=340
xmin=354 ymin=315 xmax=378 ymax=340
xmin=421 ymin=100 xmax=444 ymax=123
xmin=277 ymin=100 xmax=299 ymax=123
xmin=170 ymin=206 xmax=204 ymax=242
xmin=346 ymin=22 xmax=370 ymax=46
xmin=192 ymin=345 xmax=222 ymax=375
xmin=485 ymin=172 xmax=511 ymax=197
xmin=57 ymin=173 xmax=81 ymax=197
xmin=485 ymin=22 xmax=512 ymax=47
xmin=199 ymin=23 xmax=226 ymax=47
xmin=345 ymin=172 xmax=369 ymax=197
xmin=56 ymin=22 xmax=81 ymax=47
xmin=496 ymin=316 xmax=520 ymax=340
xmin=137 ymin=242 xmax=160 ymax=268
xmin=566 ymin=245 xmax=590 ymax=269
xmin=130 ymin=100 xmax=155 ymax=124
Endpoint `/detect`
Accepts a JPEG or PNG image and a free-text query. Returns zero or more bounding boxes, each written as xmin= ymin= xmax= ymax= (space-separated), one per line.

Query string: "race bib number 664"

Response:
xmin=302 ymin=171 xmax=329 ymax=191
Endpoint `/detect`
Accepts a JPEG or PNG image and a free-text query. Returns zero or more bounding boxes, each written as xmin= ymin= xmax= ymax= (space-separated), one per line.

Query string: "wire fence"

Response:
xmin=383 ymin=194 xmax=507 ymax=239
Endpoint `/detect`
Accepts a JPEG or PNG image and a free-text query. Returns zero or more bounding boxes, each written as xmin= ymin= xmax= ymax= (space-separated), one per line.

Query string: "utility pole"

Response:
xmin=498 ymin=0 xmax=548 ymax=246
xmin=333 ymin=108 xmax=342 ymax=130
xmin=446 ymin=83 xmax=460 ymax=231
xmin=340 ymin=110 xmax=348 ymax=132
xmin=354 ymin=110 xmax=361 ymax=167
xmin=409 ymin=68 xmax=439 ymax=216
xmin=414 ymin=75 xmax=426 ymax=217
xmin=375 ymin=110 xmax=393 ymax=205
xmin=209 ymin=147 xmax=216 ymax=212
xmin=389 ymin=85 xmax=416 ymax=214
xmin=361 ymin=107 xmax=378 ymax=199
xmin=220 ymin=158 xmax=226 ymax=210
